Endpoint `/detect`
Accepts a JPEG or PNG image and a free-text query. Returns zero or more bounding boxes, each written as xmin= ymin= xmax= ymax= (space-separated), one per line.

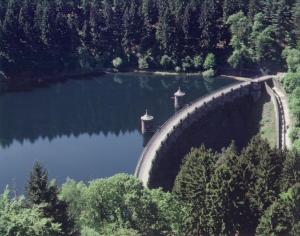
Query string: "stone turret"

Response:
xmin=174 ymin=87 xmax=186 ymax=110
xmin=141 ymin=110 xmax=154 ymax=134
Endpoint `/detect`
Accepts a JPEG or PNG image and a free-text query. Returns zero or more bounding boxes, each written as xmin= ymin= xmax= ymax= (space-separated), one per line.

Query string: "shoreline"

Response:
xmin=1 ymin=69 xmax=256 ymax=94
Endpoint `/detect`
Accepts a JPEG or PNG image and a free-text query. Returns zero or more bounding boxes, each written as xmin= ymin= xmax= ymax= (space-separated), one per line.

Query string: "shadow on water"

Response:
xmin=149 ymin=91 xmax=269 ymax=191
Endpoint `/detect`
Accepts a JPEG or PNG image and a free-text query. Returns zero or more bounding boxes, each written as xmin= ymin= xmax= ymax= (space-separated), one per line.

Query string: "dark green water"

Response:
xmin=0 ymin=73 xmax=235 ymax=192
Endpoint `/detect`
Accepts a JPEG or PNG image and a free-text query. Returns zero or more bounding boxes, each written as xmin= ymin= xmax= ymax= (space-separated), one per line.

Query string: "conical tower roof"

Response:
xmin=174 ymin=87 xmax=186 ymax=97
xmin=141 ymin=110 xmax=154 ymax=121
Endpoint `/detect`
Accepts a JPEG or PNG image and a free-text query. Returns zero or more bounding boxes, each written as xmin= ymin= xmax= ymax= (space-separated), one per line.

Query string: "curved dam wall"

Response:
xmin=135 ymin=76 xmax=273 ymax=189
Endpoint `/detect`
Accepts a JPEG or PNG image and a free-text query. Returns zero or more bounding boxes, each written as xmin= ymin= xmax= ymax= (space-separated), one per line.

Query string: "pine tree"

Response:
xmin=26 ymin=162 xmax=49 ymax=205
xmin=293 ymin=0 xmax=300 ymax=46
xmin=173 ymin=146 xmax=218 ymax=235
xmin=182 ymin=2 xmax=201 ymax=56
xmin=26 ymin=162 xmax=78 ymax=236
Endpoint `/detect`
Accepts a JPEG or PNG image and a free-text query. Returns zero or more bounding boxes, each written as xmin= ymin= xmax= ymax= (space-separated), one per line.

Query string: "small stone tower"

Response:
xmin=141 ymin=110 xmax=154 ymax=134
xmin=174 ymin=87 xmax=186 ymax=110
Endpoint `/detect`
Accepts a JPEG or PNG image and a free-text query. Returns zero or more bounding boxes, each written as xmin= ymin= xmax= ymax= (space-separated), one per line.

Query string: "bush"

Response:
xmin=138 ymin=57 xmax=149 ymax=70
xmin=203 ymin=53 xmax=216 ymax=70
xmin=193 ymin=55 xmax=203 ymax=70
xmin=289 ymin=87 xmax=300 ymax=121
xmin=293 ymin=139 xmax=300 ymax=153
xmin=283 ymin=48 xmax=300 ymax=72
xmin=202 ymin=69 xmax=215 ymax=79
xmin=160 ymin=55 xmax=174 ymax=70
xmin=283 ymin=72 xmax=300 ymax=94
xmin=290 ymin=127 xmax=300 ymax=142
xmin=175 ymin=66 xmax=181 ymax=72
xmin=112 ymin=57 xmax=123 ymax=69
xmin=181 ymin=56 xmax=193 ymax=72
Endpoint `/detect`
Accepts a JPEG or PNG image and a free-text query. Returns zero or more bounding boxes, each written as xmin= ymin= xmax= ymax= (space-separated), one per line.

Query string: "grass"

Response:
xmin=259 ymin=95 xmax=277 ymax=147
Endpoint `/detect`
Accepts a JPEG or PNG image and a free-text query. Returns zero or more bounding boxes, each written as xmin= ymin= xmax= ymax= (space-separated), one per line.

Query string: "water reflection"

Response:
xmin=0 ymin=73 xmax=235 ymax=191
xmin=0 ymin=73 xmax=234 ymax=148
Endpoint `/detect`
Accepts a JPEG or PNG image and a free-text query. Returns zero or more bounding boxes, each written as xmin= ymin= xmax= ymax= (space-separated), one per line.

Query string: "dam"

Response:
xmin=135 ymin=75 xmax=289 ymax=189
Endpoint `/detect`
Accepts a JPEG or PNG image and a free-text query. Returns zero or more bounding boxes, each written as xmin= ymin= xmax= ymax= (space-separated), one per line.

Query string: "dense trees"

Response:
xmin=1 ymin=137 xmax=299 ymax=235
xmin=173 ymin=136 xmax=300 ymax=235
xmin=282 ymin=47 xmax=300 ymax=152
xmin=256 ymin=184 xmax=300 ymax=235
xmin=60 ymin=174 xmax=189 ymax=236
xmin=0 ymin=0 xmax=298 ymax=77
xmin=0 ymin=190 xmax=61 ymax=236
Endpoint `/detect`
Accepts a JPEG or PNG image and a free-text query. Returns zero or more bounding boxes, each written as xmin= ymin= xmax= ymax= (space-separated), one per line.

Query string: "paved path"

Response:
xmin=135 ymin=75 xmax=275 ymax=187
xmin=273 ymin=73 xmax=291 ymax=149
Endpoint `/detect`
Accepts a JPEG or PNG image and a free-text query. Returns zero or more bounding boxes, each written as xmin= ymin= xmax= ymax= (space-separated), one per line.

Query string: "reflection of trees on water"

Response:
xmin=0 ymin=74 xmax=235 ymax=148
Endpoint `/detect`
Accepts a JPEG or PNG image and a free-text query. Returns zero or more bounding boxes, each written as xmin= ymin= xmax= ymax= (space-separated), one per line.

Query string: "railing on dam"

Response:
xmin=135 ymin=75 xmax=274 ymax=187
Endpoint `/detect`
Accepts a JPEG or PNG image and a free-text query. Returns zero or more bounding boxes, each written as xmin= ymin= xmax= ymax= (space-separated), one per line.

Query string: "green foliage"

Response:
xmin=0 ymin=0 xmax=297 ymax=74
xmin=26 ymin=162 xmax=77 ymax=236
xmin=173 ymin=146 xmax=218 ymax=235
xmin=173 ymin=136 xmax=299 ymax=235
xmin=59 ymin=178 xmax=87 ymax=229
xmin=193 ymin=55 xmax=203 ymax=70
xmin=227 ymin=7 xmax=294 ymax=71
xmin=181 ymin=56 xmax=193 ymax=72
xmin=112 ymin=57 xmax=123 ymax=69
xmin=283 ymin=48 xmax=300 ymax=72
xmin=61 ymin=174 xmax=187 ymax=235
xmin=203 ymin=53 xmax=216 ymax=70
xmin=256 ymin=184 xmax=300 ymax=235
xmin=283 ymin=71 xmax=300 ymax=94
xmin=289 ymin=87 xmax=300 ymax=121
xmin=0 ymin=189 xmax=61 ymax=236
xmin=138 ymin=53 xmax=154 ymax=70
xmin=202 ymin=69 xmax=215 ymax=79
xmin=283 ymin=47 xmax=300 ymax=154
xmin=160 ymin=55 xmax=174 ymax=70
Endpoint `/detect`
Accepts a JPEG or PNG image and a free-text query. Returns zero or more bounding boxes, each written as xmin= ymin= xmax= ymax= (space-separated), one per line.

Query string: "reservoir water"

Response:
xmin=0 ymin=73 xmax=235 ymax=192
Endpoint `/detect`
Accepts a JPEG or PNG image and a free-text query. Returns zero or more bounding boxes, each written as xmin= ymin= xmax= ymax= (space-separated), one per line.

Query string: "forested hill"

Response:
xmin=0 ymin=0 xmax=299 ymax=76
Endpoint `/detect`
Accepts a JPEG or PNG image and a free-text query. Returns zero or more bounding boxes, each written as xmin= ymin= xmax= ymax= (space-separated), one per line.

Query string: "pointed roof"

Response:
xmin=174 ymin=87 xmax=186 ymax=97
xmin=141 ymin=110 xmax=154 ymax=121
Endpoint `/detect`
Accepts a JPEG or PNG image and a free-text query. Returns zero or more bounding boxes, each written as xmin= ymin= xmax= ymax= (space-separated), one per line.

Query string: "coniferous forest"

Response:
xmin=0 ymin=0 xmax=299 ymax=76
xmin=0 ymin=0 xmax=300 ymax=235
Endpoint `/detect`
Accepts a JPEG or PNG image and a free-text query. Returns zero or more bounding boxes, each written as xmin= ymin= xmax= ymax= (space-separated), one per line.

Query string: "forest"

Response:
xmin=0 ymin=0 xmax=300 ymax=235
xmin=0 ymin=0 xmax=299 ymax=77
xmin=0 ymin=136 xmax=299 ymax=236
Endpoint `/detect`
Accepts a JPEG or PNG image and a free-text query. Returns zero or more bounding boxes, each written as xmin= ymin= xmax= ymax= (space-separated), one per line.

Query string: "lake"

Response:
xmin=0 ymin=73 xmax=236 ymax=192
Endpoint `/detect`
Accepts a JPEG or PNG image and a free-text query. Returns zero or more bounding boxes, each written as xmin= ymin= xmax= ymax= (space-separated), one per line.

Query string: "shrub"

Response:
xmin=138 ymin=57 xmax=149 ymax=70
xmin=193 ymin=55 xmax=203 ymax=70
xmin=175 ymin=66 xmax=181 ymax=72
xmin=202 ymin=69 xmax=215 ymax=79
xmin=290 ymin=127 xmax=300 ymax=142
xmin=112 ymin=57 xmax=123 ymax=69
xmin=283 ymin=48 xmax=300 ymax=72
xmin=160 ymin=55 xmax=174 ymax=70
xmin=283 ymin=72 xmax=300 ymax=94
xmin=289 ymin=87 xmax=300 ymax=121
xmin=181 ymin=56 xmax=193 ymax=72
xmin=203 ymin=53 xmax=216 ymax=70
xmin=293 ymin=139 xmax=300 ymax=153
